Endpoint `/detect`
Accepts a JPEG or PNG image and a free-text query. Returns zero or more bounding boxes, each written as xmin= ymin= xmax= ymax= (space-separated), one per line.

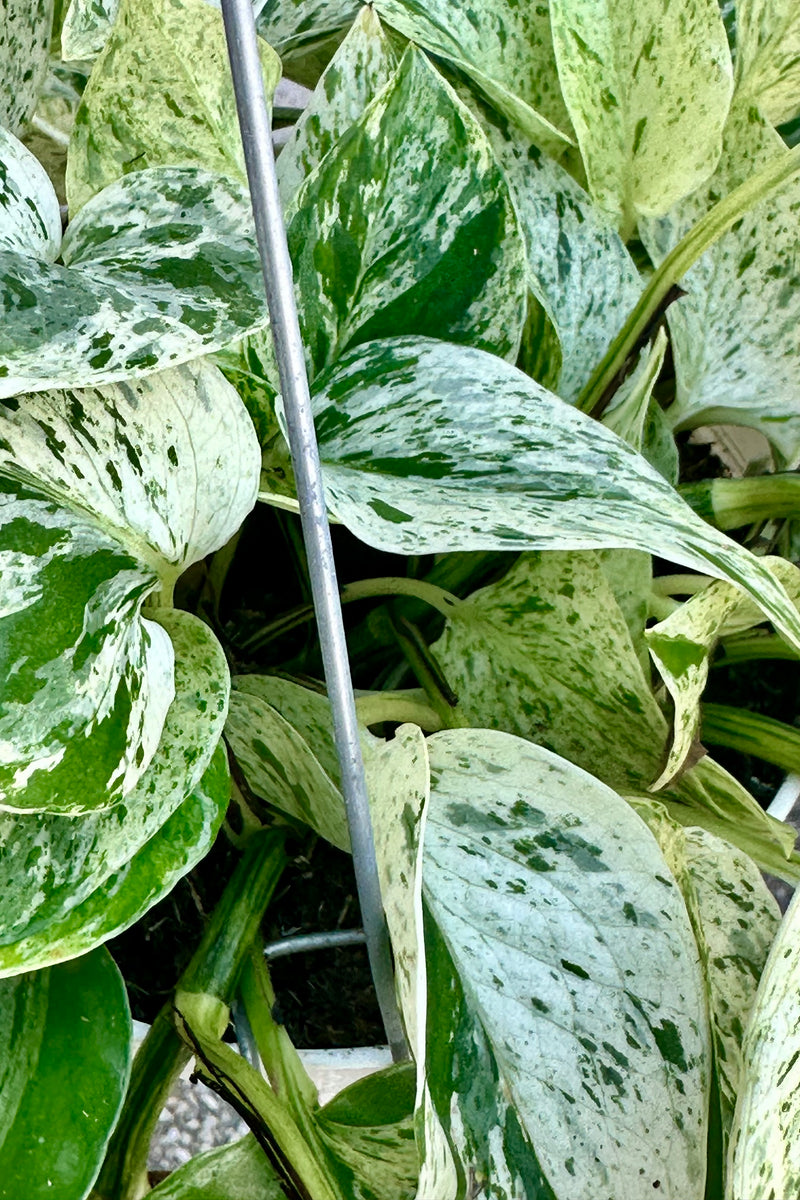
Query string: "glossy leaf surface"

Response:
xmin=149 ymin=1135 xmax=285 ymax=1199
xmin=0 ymin=949 xmax=130 ymax=1200
xmin=0 ymin=0 xmax=53 ymax=133
xmin=66 ymin=0 xmax=281 ymax=212
xmin=549 ymin=0 xmax=733 ymax=230
xmin=288 ymin=48 xmax=527 ymax=377
xmin=422 ymin=729 xmax=709 ymax=1198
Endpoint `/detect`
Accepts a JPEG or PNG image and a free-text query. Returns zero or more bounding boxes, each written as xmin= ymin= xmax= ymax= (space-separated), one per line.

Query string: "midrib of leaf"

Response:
xmin=576 ymin=141 xmax=800 ymax=415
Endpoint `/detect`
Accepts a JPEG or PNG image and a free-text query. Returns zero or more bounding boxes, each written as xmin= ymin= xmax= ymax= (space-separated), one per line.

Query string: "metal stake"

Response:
xmin=220 ymin=0 xmax=408 ymax=1063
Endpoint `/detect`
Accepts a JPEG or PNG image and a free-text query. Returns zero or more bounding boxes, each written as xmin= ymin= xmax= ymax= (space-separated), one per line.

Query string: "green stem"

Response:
xmin=648 ymin=593 xmax=681 ymax=621
xmin=715 ymin=633 xmax=800 ymax=666
xmin=576 ymin=143 xmax=800 ymax=416
xmin=680 ymin=475 xmax=800 ymax=531
xmin=355 ymin=689 xmax=444 ymax=732
xmin=651 ymin=574 xmax=714 ymax=597
xmin=701 ymin=703 xmax=800 ymax=776
xmin=340 ymin=577 xmax=461 ymax=619
xmin=92 ymin=829 xmax=287 ymax=1200
xmin=389 ymin=611 xmax=467 ymax=730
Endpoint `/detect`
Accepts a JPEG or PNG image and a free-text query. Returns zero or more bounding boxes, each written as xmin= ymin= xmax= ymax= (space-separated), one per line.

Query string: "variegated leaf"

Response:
xmin=225 ymin=682 xmax=349 ymax=851
xmin=646 ymin=557 xmax=800 ymax=788
xmin=431 ymin=552 xmax=670 ymax=793
xmin=0 ymin=362 xmax=261 ymax=585
xmin=0 ymin=0 xmax=53 ymax=134
xmin=0 ymin=126 xmax=61 ymax=260
xmin=21 ymin=60 xmax=85 ymax=208
xmin=232 ymin=674 xmax=341 ymax=785
xmin=375 ymin=0 xmax=573 ymax=154
xmin=640 ymin=102 xmax=800 ymax=465
xmin=728 ymin=887 xmax=800 ymax=1199
xmin=596 ymin=548 xmax=653 ymax=674
xmin=462 ymin=93 xmax=642 ymax=404
xmin=735 ymin=0 xmax=800 ymax=125
xmin=312 ymin=336 xmax=800 ymax=653
xmin=61 ymin=0 xmax=119 ymax=60
xmin=66 ymin=0 xmax=281 ymax=213
xmin=636 ymin=806 xmax=780 ymax=1173
xmin=0 ymin=608 xmax=229 ymax=969
xmin=148 ymin=1135 xmax=285 ymax=1199
xmin=0 ymin=744 xmax=229 ymax=976
xmin=0 ymin=477 xmax=174 ymax=815
xmin=256 ymin=0 xmax=361 ymax=87
xmin=422 ymin=729 xmax=709 ymax=1199
xmin=604 ymin=330 xmax=668 ymax=452
xmin=0 ymin=949 xmax=130 ymax=1200
xmin=288 ymin=48 xmax=527 ymax=377
xmin=276 ymin=5 xmax=398 ymax=208
xmin=0 ymin=142 xmax=267 ymax=396
xmin=549 ymin=0 xmax=733 ymax=232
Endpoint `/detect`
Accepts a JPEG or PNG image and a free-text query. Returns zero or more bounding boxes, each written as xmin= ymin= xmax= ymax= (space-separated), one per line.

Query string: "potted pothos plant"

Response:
xmin=1 ymin=0 xmax=800 ymax=1195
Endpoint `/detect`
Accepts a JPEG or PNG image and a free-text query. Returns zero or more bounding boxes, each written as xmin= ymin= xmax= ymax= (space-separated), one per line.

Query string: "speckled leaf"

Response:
xmin=0 ymin=147 xmax=267 ymax=397
xmin=646 ymin=557 xmax=800 ymax=788
xmin=0 ymin=949 xmax=130 ymax=1200
xmin=422 ymin=729 xmax=709 ymax=1199
xmin=376 ymin=0 xmax=573 ymax=154
xmin=149 ymin=1135 xmax=285 ymax=1199
xmin=728 ymin=887 xmax=800 ymax=1199
xmin=0 ymin=0 xmax=53 ymax=134
xmin=232 ymin=674 xmax=340 ymax=784
xmin=66 ymin=0 xmax=281 ymax=213
xmin=0 ymin=478 xmax=174 ymax=815
xmin=288 ymin=48 xmax=527 ymax=377
xmin=61 ymin=0 xmax=119 ymax=60
xmin=276 ymin=5 xmax=398 ymax=208
xmin=471 ymin=101 xmax=642 ymax=403
xmin=604 ymin=330 xmax=668 ymax=453
xmin=549 ymin=0 xmax=733 ymax=232
xmin=431 ymin=552 xmax=669 ymax=794
xmin=0 ymin=744 xmax=229 ymax=976
xmin=735 ymin=0 xmax=800 ymax=125
xmin=641 ymin=810 xmax=780 ymax=1171
xmin=21 ymin=60 xmax=85 ymax=208
xmin=0 ymin=609 xmax=230 ymax=971
xmin=640 ymin=102 xmax=800 ymax=465
xmin=225 ymin=682 xmax=349 ymax=851
xmin=256 ymin=0 xmax=360 ymax=86
xmin=313 ymin=336 xmax=800 ymax=654
xmin=0 ymin=362 xmax=261 ymax=584
xmin=0 ymin=127 xmax=61 ymax=260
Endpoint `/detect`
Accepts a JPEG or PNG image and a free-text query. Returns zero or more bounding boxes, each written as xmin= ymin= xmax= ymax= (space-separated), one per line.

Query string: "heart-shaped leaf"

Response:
xmin=0 ymin=608 xmax=230 ymax=971
xmin=0 ymin=0 xmax=53 ymax=134
xmin=312 ymin=336 xmax=800 ymax=653
xmin=549 ymin=0 xmax=733 ymax=232
xmin=0 ymin=948 xmax=130 ymax=1200
xmin=0 ymin=132 xmax=268 ymax=397
xmin=287 ymin=48 xmax=527 ymax=377
xmin=66 ymin=0 xmax=281 ymax=212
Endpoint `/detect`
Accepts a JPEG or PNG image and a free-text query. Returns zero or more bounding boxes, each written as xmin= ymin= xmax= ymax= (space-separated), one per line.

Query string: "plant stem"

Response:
xmin=651 ymin=574 xmax=715 ymax=597
xmin=680 ymin=475 xmax=800 ymax=531
xmin=701 ymin=704 xmax=800 ymax=776
xmin=355 ymin=689 xmax=444 ymax=731
xmin=389 ymin=611 xmax=466 ymax=729
xmin=715 ymin=633 xmax=800 ymax=666
xmin=576 ymin=144 xmax=800 ymax=416
xmin=92 ymin=828 xmax=287 ymax=1200
xmin=340 ymin=576 xmax=461 ymax=618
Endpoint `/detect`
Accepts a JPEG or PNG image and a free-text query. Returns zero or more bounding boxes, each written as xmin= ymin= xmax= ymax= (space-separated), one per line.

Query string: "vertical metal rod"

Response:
xmin=220 ymin=0 xmax=408 ymax=1062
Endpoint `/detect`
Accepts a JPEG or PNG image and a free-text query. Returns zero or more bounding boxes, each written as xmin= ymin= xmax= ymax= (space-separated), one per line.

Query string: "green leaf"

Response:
xmin=467 ymin=95 xmax=642 ymax=404
xmin=637 ymin=806 xmax=780 ymax=1171
xmin=0 ymin=609 xmax=230 ymax=971
xmin=375 ymin=0 xmax=574 ymax=154
xmin=735 ymin=0 xmax=800 ymax=125
xmin=288 ymin=47 xmax=527 ymax=377
xmin=226 ymin=680 xmax=350 ymax=851
xmin=234 ymin=675 xmax=340 ymax=783
xmin=422 ymin=729 xmax=709 ymax=1198
xmin=431 ymin=551 xmax=670 ymax=793
xmin=256 ymin=0 xmax=360 ymax=88
xmin=549 ymin=0 xmax=733 ymax=233
xmin=0 ymin=0 xmax=53 ymax=134
xmin=0 ymin=948 xmax=130 ymax=1200
xmin=640 ymin=102 xmax=800 ymax=465
xmin=0 ymin=125 xmax=61 ymax=259
xmin=0 ymin=138 xmax=267 ymax=396
xmin=0 ymin=477 xmax=173 ymax=814
xmin=61 ymin=0 xmax=119 ymax=60
xmin=728 ymin=887 xmax=800 ymax=1198
xmin=0 ymin=361 xmax=261 ymax=583
xmin=646 ymin=556 xmax=800 ymax=787
xmin=702 ymin=702 xmax=800 ymax=775
xmin=603 ymin=330 xmax=668 ymax=457
xmin=149 ymin=1135 xmax=285 ymax=1199
xmin=276 ymin=5 xmax=398 ymax=209
xmin=313 ymin=336 xmax=800 ymax=654
xmin=66 ymin=0 xmax=281 ymax=213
